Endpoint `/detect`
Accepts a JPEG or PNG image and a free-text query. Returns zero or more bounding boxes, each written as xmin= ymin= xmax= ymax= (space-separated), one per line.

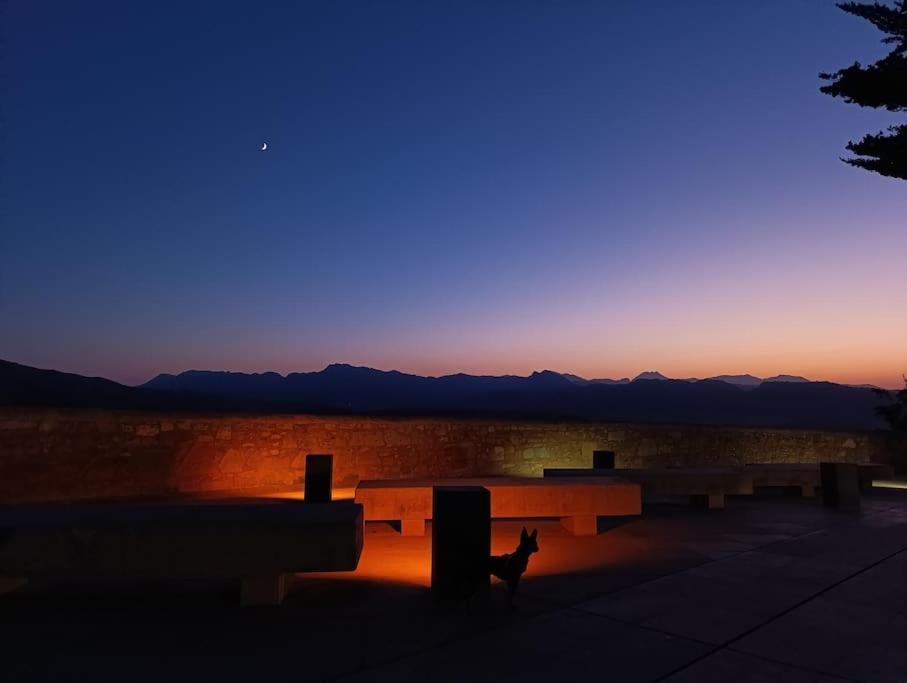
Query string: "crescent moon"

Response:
xmin=260 ymin=142 xmax=267 ymax=151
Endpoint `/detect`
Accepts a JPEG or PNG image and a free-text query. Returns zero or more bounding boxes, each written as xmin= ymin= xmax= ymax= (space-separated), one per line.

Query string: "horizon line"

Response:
xmin=4 ymin=357 xmax=901 ymax=391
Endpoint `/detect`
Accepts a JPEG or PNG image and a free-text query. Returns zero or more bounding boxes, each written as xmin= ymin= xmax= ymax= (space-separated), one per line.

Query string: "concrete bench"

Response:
xmin=0 ymin=499 xmax=363 ymax=606
xmin=745 ymin=464 xmax=822 ymax=497
xmin=745 ymin=463 xmax=894 ymax=497
xmin=545 ymin=467 xmax=753 ymax=509
xmin=355 ymin=476 xmax=641 ymax=536
xmin=745 ymin=463 xmax=896 ymax=497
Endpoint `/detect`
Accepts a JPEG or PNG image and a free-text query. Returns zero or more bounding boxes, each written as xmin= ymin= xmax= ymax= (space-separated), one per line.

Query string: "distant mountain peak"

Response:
xmin=552 ymin=373 xmax=631 ymax=386
xmin=764 ymin=374 xmax=811 ymax=383
xmin=320 ymin=363 xmax=359 ymax=374
xmin=633 ymin=371 xmax=670 ymax=381
xmin=322 ymin=363 xmax=378 ymax=374
xmin=708 ymin=374 xmax=763 ymax=387
xmin=589 ymin=377 xmax=631 ymax=385
xmin=527 ymin=370 xmax=575 ymax=386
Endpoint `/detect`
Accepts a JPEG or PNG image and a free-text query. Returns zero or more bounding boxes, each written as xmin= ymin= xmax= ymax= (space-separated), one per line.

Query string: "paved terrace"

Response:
xmin=1 ymin=490 xmax=906 ymax=682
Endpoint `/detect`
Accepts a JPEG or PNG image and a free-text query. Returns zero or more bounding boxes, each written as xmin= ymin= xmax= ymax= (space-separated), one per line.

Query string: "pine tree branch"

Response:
xmin=820 ymin=54 xmax=907 ymax=110
xmin=844 ymin=125 xmax=907 ymax=180
xmin=837 ymin=2 xmax=907 ymax=51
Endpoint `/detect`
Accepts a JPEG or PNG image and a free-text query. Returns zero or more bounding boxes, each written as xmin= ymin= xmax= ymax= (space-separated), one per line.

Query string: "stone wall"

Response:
xmin=0 ymin=408 xmax=899 ymax=503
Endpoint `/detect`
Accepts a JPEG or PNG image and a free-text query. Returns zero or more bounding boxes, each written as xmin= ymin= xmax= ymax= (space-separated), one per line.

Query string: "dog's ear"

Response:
xmin=520 ymin=527 xmax=528 ymax=541
xmin=530 ymin=529 xmax=538 ymax=540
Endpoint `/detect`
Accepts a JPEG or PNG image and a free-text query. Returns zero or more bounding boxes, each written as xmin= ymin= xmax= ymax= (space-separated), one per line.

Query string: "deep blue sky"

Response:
xmin=2 ymin=1 xmax=905 ymax=386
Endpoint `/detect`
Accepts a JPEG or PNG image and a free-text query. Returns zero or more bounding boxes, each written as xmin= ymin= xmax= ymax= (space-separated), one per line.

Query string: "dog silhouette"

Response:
xmin=488 ymin=527 xmax=538 ymax=605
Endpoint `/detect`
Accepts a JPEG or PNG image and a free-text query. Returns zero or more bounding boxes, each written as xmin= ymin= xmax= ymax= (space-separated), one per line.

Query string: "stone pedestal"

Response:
xmin=304 ymin=454 xmax=333 ymax=503
xmin=593 ymin=450 xmax=616 ymax=469
xmin=820 ymin=463 xmax=860 ymax=512
xmin=431 ymin=486 xmax=490 ymax=602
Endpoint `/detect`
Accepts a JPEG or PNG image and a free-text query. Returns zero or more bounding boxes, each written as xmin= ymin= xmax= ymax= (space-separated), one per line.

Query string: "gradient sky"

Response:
xmin=2 ymin=1 xmax=905 ymax=388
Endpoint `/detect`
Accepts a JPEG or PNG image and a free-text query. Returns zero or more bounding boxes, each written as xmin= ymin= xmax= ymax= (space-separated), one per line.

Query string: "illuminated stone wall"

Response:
xmin=0 ymin=408 xmax=897 ymax=503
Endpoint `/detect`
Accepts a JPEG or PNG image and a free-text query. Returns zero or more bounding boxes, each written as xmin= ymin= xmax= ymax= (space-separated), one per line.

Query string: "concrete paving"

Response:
xmin=1 ymin=491 xmax=906 ymax=682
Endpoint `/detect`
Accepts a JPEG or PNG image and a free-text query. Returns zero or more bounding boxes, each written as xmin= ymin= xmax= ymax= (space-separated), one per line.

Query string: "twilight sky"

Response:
xmin=2 ymin=1 xmax=905 ymax=388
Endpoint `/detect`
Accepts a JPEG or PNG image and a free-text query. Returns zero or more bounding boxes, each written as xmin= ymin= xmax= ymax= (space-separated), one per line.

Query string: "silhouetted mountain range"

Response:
xmin=0 ymin=360 xmax=332 ymax=413
xmin=0 ymin=358 xmax=891 ymax=430
xmin=708 ymin=374 xmax=763 ymax=387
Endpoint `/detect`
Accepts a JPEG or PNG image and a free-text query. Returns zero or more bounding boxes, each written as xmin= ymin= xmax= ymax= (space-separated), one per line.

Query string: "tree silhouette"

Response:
xmin=873 ymin=377 xmax=907 ymax=430
xmin=820 ymin=2 xmax=907 ymax=179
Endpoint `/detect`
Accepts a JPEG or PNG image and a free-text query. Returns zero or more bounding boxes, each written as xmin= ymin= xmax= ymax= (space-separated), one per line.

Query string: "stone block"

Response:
xmin=431 ymin=486 xmax=490 ymax=602
xmin=219 ymin=449 xmax=245 ymax=474
xmin=304 ymin=453 xmax=333 ymax=503
xmin=136 ymin=425 xmax=160 ymax=437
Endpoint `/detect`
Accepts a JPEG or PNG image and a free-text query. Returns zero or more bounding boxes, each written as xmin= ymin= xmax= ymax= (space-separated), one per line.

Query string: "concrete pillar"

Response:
xmin=820 ymin=462 xmax=860 ymax=512
xmin=304 ymin=454 xmax=333 ymax=503
xmin=431 ymin=486 xmax=490 ymax=602
xmin=593 ymin=450 xmax=616 ymax=469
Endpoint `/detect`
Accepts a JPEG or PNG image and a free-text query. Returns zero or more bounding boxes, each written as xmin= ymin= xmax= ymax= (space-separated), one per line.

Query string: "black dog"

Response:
xmin=488 ymin=527 xmax=538 ymax=605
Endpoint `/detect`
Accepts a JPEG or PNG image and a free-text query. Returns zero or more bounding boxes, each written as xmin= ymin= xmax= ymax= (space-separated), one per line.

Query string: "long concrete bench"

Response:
xmin=745 ymin=464 xmax=821 ymax=496
xmin=355 ymin=476 xmax=641 ymax=536
xmin=0 ymin=499 xmax=363 ymax=606
xmin=544 ymin=467 xmax=753 ymax=509
xmin=746 ymin=463 xmax=895 ymax=496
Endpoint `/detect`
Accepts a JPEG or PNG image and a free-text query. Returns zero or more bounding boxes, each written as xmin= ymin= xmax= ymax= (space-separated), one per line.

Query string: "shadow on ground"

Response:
xmin=2 ymin=492 xmax=906 ymax=682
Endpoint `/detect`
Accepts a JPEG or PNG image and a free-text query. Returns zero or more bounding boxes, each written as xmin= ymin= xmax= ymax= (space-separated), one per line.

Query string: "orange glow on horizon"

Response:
xmin=28 ymin=208 xmax=906 ymax=392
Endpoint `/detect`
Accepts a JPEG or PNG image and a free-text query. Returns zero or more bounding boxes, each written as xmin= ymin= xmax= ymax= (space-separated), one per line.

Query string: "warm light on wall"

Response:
xmin=872 ymin=479 xmax=907 ymax=490
xmin=263 ymin=487 xmax=357 ymax=502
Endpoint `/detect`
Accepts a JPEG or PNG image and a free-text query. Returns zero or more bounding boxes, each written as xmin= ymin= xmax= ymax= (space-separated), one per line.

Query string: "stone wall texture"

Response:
xmin=0 ymin=408 xmax=901 ymax=503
